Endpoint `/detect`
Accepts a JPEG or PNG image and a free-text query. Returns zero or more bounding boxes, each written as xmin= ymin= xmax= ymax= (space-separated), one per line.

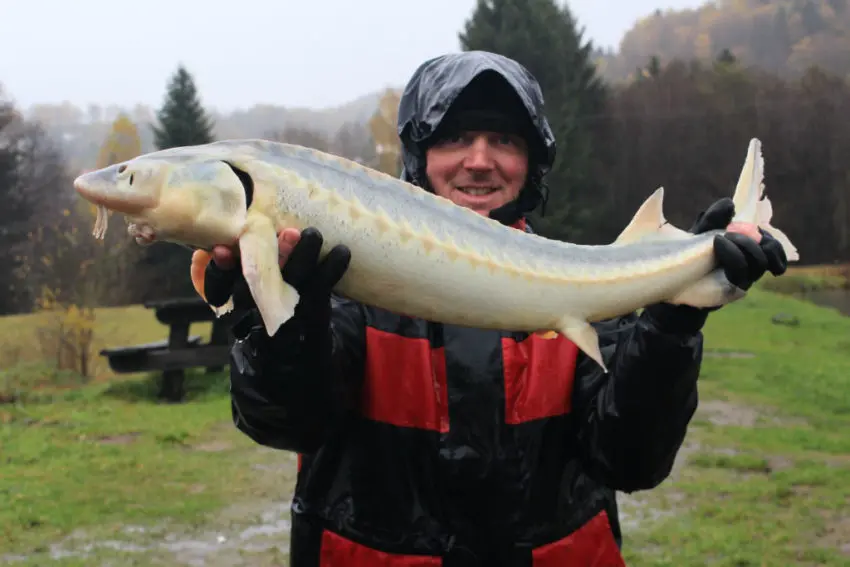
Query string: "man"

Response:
xmin=204 ymin=51 xmax=787 ymax=566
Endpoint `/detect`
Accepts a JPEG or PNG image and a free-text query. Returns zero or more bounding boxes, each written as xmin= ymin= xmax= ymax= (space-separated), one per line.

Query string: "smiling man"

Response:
xmin=203 ymin=50 xmax=787 ymax=566
xmin=412 ymin=69 xmax=538 ymax=219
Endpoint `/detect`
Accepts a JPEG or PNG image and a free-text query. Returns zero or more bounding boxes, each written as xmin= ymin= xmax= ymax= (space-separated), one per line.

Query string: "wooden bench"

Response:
xmin=100 ymin=296 xmax=233 ymax=402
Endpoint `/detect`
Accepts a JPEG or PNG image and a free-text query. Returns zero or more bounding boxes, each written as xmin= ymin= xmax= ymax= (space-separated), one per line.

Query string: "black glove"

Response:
xmin=691 ymin=197 xmax=788 ymax=289
xmin=645 ymin=197 xmax=788 ymax=333
xmin=204 ymin=227 xmax=351 ymax=341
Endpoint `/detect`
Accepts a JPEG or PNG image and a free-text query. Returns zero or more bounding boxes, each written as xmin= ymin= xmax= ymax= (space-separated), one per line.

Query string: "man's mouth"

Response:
xmin=455 ymin=186 xmax=499 ymax=196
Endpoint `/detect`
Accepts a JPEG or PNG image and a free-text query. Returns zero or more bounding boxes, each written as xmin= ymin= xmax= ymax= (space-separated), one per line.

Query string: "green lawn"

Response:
xmin=1 ymin=283 xmax=849 ymax=565
xmin=620 ymin=286 xmax=850 ymax=566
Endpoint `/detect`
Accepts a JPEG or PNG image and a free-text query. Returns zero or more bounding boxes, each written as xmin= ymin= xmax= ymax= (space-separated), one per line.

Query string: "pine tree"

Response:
xmin=459 ymin=0 xmax=610 ymax=241
xmin=152 ymin=65 xmax=215 ymax=150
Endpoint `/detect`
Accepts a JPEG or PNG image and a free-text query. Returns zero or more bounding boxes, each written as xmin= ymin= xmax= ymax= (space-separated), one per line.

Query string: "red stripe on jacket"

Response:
xmin=317 ymin=510 xmax=624 ymax=565
xmin=361 ymin=326 xmax=449 ymax=432
xmin=532 ymin=510 xmax=626 ymax=566
xmin=502 ymin=333 xmax=578 ymax=424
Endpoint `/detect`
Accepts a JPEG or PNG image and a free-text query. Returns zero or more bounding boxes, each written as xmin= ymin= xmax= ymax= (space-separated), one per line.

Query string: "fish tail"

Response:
xmin=731 ymin=138 xmax=799 ymax=262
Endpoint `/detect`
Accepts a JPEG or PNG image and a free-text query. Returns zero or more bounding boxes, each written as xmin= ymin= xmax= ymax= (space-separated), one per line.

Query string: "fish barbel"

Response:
xmin=72 ymin=137 xmax=798 ymax=371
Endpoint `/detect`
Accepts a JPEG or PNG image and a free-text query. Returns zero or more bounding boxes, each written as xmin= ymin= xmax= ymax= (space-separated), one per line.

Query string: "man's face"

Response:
xmin=424 ymin=130 xmax=529 ymax=217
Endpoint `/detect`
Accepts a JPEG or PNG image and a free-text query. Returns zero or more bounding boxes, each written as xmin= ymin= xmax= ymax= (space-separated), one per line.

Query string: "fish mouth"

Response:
xmin=127 ymin=222 xmax=157 ymax=245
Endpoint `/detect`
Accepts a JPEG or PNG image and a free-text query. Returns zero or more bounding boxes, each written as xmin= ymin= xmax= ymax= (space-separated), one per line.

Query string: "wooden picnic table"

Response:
xmin=100 ymin=296 xmax=233 ymax=402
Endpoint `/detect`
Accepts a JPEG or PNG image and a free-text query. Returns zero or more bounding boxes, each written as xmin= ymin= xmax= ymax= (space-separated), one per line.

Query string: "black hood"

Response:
xmin=396 ymin=50 xmax=557 ymax=225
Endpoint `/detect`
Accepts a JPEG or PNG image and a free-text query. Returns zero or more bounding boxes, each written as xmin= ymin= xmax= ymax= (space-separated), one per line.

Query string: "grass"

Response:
xmin=620 ymin=285 xmax=850 ymax=566
xmin=1 ymin=266 xmax=849 ymax=565
xmin=0 ymin=303 xmax=214 ymax=392
xmin=759 ymin=262 xmax=850 ymax=294
xmin=0 ymin=306 xmax=295 ymax=566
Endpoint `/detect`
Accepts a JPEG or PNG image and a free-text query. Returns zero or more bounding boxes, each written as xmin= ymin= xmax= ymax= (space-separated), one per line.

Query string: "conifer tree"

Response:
xmin=152 ymin=65 xmax=215 ymax=150
xmin=459 ymin=0 xmax=610 ymax=241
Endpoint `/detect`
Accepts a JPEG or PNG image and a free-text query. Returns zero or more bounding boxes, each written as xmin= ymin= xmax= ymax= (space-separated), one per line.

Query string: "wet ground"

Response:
xmin=1 ymin=399 xmax=809 ymax=566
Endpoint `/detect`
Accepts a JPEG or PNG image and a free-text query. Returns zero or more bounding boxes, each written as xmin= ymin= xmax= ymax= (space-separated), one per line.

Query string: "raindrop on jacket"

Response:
xmin=227 ymin=50 xmax=703 ymax=567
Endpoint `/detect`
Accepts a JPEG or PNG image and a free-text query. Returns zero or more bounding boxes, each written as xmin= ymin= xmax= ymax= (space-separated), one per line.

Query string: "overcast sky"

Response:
xmin=1 ymin=0 xmax=706 ymax=112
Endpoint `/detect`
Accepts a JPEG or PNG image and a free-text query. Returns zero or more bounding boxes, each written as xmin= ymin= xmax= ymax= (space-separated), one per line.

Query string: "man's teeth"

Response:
xmin=458 ymin=187 xmax=498 ymax=196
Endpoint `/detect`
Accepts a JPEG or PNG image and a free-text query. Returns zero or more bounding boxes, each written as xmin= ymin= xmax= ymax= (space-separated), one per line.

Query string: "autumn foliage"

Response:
xmin=595 ymin=0 xmax=850 ymax=84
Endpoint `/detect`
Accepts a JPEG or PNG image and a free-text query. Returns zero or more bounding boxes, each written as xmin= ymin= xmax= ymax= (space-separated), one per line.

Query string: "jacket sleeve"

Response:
xmin=227 ymin=293 xmax=366 ymax=454
xmin=571 ymin=304 xmax=705 ymax=493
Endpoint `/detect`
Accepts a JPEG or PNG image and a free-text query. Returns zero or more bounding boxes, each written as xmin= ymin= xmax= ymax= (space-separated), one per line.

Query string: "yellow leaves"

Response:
xmin=368 ymin=88 xmax=402 ymax=176
xmin=694 ymin=32 xmax=713 ymax=60
xmin=96 ymin=113 xmax=142 ymax=168
xmin=33 ymin=286 xmax=97 ymax=378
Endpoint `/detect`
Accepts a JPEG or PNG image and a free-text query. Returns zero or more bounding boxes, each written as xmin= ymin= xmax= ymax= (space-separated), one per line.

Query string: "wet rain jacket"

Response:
xmin=227 ymin=51 xmax=703 ymax=566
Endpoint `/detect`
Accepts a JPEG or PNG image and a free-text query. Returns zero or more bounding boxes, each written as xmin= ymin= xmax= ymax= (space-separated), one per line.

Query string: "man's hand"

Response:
xmin=690 ymin=197 xmax=788 ymax=290
xmin=644 ymin=197 xmax=789 ymax=334
xmin=203 ymin=228 xmax=351 ymax=326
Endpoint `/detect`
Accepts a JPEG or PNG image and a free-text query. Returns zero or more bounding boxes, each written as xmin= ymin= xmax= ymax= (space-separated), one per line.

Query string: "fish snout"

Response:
xmin=73 ymin=166 xmax=156 ymax=215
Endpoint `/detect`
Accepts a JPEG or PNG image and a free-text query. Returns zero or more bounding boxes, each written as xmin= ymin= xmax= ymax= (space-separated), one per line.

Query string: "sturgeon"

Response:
xmin=72 ymin=137 xmax=798 ymax=371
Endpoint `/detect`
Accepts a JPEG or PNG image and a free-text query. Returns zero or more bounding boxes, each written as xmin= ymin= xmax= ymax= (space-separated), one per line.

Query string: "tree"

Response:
xmin=0 ymin=92 xmax=27 ymax=314
xmin=264 ymin=125 xmax=331 ymax=152
xmin=368 ymin=88 xmax=402 ymax=176
xmin=69 ymin=114 xmax=151 ymax=307
xmin=152 ymin=65 xmax=215 ymax=150
xmin=459 ymin=0 xmax=610 ymax=241
xmin=331 ymin=121 xmax=378 ymax=165
xmin=97 ymin=113 xmax=142 ymax=167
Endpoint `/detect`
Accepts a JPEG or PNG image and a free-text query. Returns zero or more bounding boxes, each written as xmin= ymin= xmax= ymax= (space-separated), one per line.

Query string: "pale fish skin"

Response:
xmin=73 ymin=137 xmax=799 ymax=371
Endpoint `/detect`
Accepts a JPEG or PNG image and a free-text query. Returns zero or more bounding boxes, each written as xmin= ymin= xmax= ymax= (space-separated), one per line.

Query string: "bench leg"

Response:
xmin=159 ymin=369 xmax=185 ymax=402
xmin=158 ymin=322 xmax=190 ymax=402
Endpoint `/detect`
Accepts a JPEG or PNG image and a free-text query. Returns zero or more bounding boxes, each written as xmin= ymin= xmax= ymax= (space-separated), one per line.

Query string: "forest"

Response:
xmin=594 ymin=0 xmax=850 ymax=83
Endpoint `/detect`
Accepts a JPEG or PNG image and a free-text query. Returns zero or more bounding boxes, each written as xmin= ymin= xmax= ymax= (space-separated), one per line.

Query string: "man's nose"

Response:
xmin=463 ymin=136 xmax=495 ymax=171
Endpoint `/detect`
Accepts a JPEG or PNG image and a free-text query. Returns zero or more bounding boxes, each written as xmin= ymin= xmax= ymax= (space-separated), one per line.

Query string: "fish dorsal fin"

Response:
xmin=613 ymin=187 xmax=691 ymax=245
xmin=613 ymin=187 xmax=665 ymax=245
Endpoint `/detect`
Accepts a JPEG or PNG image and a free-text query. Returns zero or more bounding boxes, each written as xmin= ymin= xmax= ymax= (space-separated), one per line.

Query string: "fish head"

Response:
xmin=74 ymin=160 xmax=161 ymax=216
xmin=74 ymin=156 xmax=250 ymax=249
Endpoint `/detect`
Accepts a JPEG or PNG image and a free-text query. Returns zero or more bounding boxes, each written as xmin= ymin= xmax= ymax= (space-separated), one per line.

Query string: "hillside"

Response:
xmin=21 ymin=88 xmax=388 ymax=173
xmin=594 ymin=0 xmax=850 ymax=83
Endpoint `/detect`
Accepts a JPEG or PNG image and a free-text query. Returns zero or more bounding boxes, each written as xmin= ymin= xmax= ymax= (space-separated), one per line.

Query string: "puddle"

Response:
xmin=697 ymin=399 xmax=808 ymax=428
xmin=2 ymin=500 xmax=293 ymax=566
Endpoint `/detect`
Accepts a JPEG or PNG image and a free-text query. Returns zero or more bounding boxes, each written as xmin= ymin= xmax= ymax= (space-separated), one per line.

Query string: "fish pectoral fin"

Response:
xmin=190 ymin=249 xmax=212 ymax=302
xmin=239 ymin=214 xmax=299 ymax=335
xmin=212 ymin=298 xmax=235 ymax=317
xmin=557 ymin=317 xmax=606 ymax=373
xmin=667 ymin=269 xmax=746 ymax=308
xmin=533 ymin=330 xmax=560 ymax=339
xmin=613 ymin=187 xmax=690 ymax=245
xmin=190 ymin=248 xmax=235 ymax=317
